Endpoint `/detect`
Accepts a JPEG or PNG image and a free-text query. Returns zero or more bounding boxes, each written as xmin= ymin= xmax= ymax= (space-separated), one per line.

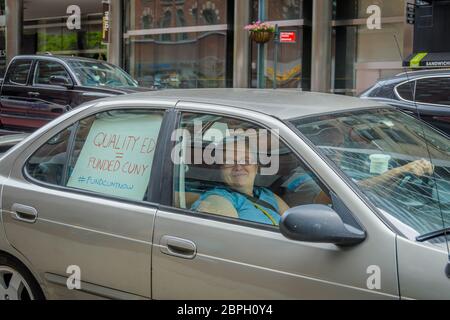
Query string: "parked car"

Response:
xmin=0 ymin=55 xmax=152 ymax=131
xmin=360 ymin=69 xmax=450 ymax=136
xmin=0 ymin=89 xmax=449 ymax=300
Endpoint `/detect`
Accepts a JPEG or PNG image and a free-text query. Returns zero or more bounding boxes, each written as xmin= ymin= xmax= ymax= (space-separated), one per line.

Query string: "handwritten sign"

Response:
xmin=67 ymin=113 xmax=163 ymax=201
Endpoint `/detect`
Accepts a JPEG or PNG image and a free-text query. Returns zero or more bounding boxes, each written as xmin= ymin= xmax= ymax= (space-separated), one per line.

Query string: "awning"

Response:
xmin=403 ymin=52 xmax=450 ymax=68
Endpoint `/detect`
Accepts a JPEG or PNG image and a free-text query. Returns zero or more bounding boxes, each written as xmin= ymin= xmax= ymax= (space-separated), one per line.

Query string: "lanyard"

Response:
xmin=253 ymin=203 xmax=278 ymax=226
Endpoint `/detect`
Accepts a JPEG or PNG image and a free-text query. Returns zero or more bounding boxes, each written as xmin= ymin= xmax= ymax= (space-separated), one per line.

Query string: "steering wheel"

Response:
xmin=105 ymin=79 xmax=121 ymax=86
xmin=395 ymin=173 xmax=434 ymax=203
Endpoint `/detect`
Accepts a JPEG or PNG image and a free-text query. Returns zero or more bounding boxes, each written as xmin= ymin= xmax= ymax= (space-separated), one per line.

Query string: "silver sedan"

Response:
xmin=0 ymin=89 xmax=449 ymax=300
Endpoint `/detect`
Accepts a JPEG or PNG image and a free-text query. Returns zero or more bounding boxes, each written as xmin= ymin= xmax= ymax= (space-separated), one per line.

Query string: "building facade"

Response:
xmin=1 ymin=0 xmax=418 ymax=95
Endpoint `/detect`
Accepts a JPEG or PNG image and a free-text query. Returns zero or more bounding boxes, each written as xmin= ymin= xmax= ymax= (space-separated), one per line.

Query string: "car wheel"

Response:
xmin=0 ymin=254 xmax=44 ymax=300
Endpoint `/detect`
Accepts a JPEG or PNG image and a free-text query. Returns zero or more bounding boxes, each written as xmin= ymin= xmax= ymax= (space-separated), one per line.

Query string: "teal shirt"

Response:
xmin=191 ymin=187 xmax=281 ymax=225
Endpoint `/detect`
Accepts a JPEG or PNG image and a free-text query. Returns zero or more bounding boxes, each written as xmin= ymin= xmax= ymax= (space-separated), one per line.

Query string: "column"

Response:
xmin=233 ymin=0 xmax=250 ymax=88
xmin=311 ymin=0 xmax=332 ymax=93
xmin=108 ymin=0 xmax=122 ymax=66
xmin=5 ymin=0 xmax=22 ymax=63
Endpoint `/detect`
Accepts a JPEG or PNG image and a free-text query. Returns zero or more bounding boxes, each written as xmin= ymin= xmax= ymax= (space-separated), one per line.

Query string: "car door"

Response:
xmin=0 ymin=58 xmax=34 ymax=129
xmin=28 ymin=59 xmax=74 ymax=127
xmin=152 ymin=105 xmax=399 ymax=300
xmin=1 ymin=106 xmax=169 ymax=299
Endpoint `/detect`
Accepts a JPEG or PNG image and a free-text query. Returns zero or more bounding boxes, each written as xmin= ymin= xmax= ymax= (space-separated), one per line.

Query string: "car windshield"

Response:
xmin=290 ymin=108 xmax=450 ymax=242
xmin=67 ymin=60 xmax=138 ymax=88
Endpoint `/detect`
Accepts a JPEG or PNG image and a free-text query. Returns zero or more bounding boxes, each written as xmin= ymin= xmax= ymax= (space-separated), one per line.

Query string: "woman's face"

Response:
xmin=221 ymin=147 xmax=258 ymax=192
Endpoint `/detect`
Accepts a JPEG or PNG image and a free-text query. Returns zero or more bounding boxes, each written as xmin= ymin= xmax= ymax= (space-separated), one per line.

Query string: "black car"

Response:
xmin=360 ymin=69 xmax=450 ymax=136
xmin=0 ymin=55 xmax=152 ymax=131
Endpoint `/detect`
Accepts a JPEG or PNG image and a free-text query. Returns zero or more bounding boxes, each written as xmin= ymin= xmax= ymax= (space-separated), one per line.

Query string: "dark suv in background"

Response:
xmin=360 ymin=69 xmax=450 ymax=136
xmin=0 ymin=55 xmax=152 ymax=131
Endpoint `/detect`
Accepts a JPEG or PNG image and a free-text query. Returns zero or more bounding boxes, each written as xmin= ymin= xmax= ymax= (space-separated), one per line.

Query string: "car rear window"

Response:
xmin=416 ymin=77 xmax=450 ymax=106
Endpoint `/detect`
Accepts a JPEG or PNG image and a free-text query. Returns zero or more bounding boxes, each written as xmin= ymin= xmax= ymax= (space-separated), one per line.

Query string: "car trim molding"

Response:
xmin=44 ymin=273 xmax=148 ymax=300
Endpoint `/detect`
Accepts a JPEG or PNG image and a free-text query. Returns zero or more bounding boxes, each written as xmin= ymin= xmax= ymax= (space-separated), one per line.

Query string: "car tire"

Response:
xmin=0 ymin=254 xmax=45 ymax=300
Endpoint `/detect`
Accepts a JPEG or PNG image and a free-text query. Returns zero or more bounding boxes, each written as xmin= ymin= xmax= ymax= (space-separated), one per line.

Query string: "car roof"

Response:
xmin=95 ymin=89 xmax=384 ymax=120
xmin=385 ymin=68 xmax=450 ymax=81
xmin=12 ymin=54 xmax=106 ymax=64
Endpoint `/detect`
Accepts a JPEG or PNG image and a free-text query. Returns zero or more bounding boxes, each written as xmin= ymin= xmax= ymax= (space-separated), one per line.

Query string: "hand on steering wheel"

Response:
xmin=397 ymin=159 xmax=435 ymax=200
xmin=105 ymin=79 xmax=120 ymax=86
xmin=401 ymin=159 xmax=434 ymax=177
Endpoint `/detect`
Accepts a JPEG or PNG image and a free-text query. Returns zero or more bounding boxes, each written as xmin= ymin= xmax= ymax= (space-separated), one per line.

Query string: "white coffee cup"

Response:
xmin=369 ymin=154 xmax=391 ymax=175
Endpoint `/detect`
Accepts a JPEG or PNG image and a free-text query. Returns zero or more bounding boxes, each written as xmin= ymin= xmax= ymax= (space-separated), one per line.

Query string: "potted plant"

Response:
xmin=245 ymin=21 xmax=275 ymax=44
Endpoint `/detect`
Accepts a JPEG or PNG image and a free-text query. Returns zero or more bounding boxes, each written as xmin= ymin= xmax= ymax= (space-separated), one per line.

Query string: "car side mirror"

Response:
xmin=49 ymin=75 xmax=73 ymax=88
xmin=280 ymin=205 xmax=366 ymax=246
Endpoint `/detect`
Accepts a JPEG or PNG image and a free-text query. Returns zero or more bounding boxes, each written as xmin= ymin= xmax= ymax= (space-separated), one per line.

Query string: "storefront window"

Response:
xmin=22 ymin=0 xmax=106 ymax=59
xmin=333 ymin=26 xmax=357 ymax=94
xmin=251 ymin=0 xmax=312 ymax=21
xmin=250 ymin=0 xmax=312 ymax=89
xmin=124 ymin=0 xmax=232 ymax=89
xmin=126 ymin=0 xmax=228 ymax=29
xmin=250 ymin=26 xmax=311 ymax=89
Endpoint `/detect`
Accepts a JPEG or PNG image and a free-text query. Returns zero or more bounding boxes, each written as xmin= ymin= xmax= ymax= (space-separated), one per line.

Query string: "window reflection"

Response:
xmin=252 ymin=0 xmax=310 ymax=21
xmin=21 ymin=0 xmax=106 ymax=59
xmin=124 ymin=0 xmax=231 ymax=89
xmin=126 ymin=0 xmax=227 ymax=31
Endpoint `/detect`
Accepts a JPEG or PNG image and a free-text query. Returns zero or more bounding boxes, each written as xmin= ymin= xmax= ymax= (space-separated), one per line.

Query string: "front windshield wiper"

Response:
xmin=416 ymin=227 xmax=450 ymax=242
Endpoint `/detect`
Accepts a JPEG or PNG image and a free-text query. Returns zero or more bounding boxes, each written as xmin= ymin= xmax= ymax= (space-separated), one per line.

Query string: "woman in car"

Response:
xmin=191 ymin=137 xmax=289 ymax=225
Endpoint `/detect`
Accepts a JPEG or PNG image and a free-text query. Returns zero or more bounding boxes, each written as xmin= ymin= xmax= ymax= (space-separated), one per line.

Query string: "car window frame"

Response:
xmin=5 ymin=58 xmax=34 ymax=86
xmin=32 ymin=59 xmax=74 ymax=88
xmin=394 ymin=75 xmax=450 ymax=107
xmin=22 ymin=106 xmax=171 ymax=208
xmin=160 ymin=107 xmax=362 ymax=233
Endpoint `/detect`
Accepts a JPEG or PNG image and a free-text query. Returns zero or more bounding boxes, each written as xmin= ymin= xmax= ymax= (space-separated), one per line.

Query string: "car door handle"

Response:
xmin=11 ymin=203 xmax=38 ymax=224
xmin=27 ymin=92 xmax=40 ymax=97
xmin=160 ymin=236 xmax=197 ymax=259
